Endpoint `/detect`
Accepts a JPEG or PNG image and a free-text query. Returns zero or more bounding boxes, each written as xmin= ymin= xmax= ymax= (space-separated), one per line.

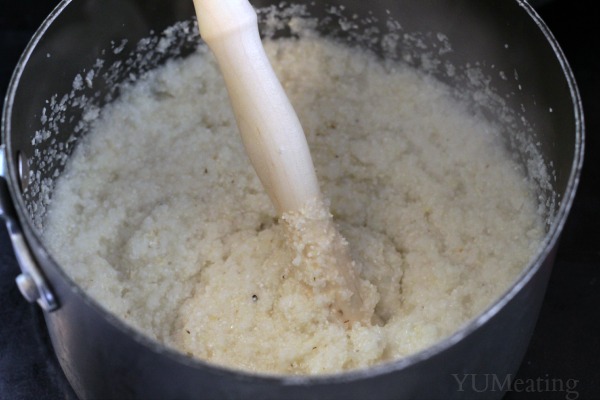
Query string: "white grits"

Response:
xmin=43 ymin=34 xmax=544 ymax=375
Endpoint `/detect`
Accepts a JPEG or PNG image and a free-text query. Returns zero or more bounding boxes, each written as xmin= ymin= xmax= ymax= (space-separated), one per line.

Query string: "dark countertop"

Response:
xmin=1 ymin=1 xmax=598 ymax=399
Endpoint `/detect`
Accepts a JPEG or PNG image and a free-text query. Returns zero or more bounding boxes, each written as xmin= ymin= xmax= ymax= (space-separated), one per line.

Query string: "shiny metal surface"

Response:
xmin=0 ymin=147 xmax=58 ymax=311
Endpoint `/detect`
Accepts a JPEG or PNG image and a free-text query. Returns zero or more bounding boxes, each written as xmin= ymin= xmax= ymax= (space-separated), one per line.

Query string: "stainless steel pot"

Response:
xmin=0 ymin=0 xmax=584 ymax=399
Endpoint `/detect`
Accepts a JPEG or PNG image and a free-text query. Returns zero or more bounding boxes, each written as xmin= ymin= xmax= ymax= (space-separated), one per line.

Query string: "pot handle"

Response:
xmin=0 ymin=145 xmax=58 ymax=312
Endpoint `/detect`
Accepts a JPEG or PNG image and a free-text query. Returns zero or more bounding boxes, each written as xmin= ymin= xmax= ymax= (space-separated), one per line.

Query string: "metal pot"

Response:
xmin=0 ymin=0 xmax=584 ymax=399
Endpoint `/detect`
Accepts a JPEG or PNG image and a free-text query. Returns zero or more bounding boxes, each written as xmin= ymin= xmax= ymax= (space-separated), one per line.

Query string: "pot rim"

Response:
xmin=0 ymin=0 xmax=585 ymax=386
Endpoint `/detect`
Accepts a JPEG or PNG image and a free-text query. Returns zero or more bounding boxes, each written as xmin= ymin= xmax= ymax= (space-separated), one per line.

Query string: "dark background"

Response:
xmin=1 ymin=1 xmax=598 ymax=399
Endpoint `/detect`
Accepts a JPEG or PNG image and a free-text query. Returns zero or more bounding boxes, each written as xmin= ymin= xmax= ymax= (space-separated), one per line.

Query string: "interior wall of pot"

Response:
xmin=6 ymin=0 xmax=576 ymax=241
xmin=6 ymin=0 xmax=197 ymax=230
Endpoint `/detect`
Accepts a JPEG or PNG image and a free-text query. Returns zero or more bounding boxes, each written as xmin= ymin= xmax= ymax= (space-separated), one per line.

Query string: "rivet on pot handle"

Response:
xmin=0 ymin=145 xmax=58 ymax=312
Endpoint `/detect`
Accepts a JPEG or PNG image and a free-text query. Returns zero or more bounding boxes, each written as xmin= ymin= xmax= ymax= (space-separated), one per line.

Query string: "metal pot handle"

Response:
xmin=0 ymin=145 xmax=58 ymax=312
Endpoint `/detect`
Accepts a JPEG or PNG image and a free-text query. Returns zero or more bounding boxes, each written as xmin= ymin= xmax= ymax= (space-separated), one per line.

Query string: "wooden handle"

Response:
xmin=193 ymin=0 xmax=370 ymax=324
xmin=193 ymin=0 xmax=321 ymax=215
